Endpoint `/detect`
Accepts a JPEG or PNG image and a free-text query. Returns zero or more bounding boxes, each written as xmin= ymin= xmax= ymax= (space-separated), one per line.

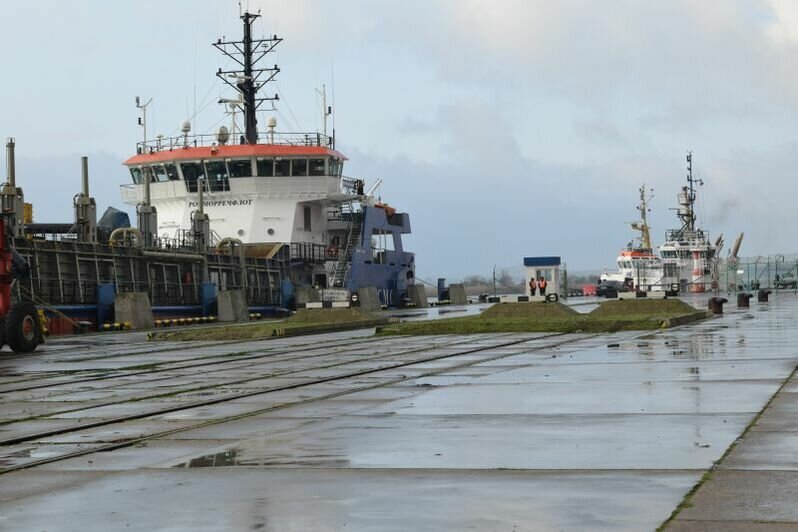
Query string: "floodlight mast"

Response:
xmin=213 ymin=11 xmax=282 ymax=144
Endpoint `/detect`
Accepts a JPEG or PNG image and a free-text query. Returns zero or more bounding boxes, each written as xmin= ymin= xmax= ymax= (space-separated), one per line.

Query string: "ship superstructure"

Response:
xmin=601 ymin=185 xmax=665 ymax=291
xmin=121 ymin=12 xmax=415 ymax=305
xmin=659 ymin=152 xmax=716 ymax=293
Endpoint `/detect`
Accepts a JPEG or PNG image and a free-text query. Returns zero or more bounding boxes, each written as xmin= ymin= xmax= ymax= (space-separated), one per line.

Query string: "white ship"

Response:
xmin=658 ymin=152 xmax=718 ymax=293
xmin=119 ymin=11 xmax=415 ymax=306
xmin=601 ymin=185 xmax=666 ymax=291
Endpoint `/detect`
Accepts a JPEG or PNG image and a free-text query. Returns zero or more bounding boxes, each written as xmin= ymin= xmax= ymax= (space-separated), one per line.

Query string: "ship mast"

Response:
xmin=678 ymin=151 xmax=702 ymax=234
xmin=213 ymin=12 xmax=282 ymax=144
xmin=631 ymin=185 xmax=654 ymax=250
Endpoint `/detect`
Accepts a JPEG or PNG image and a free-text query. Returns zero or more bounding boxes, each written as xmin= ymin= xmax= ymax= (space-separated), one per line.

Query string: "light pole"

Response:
xmin=135 ymin=96 xmax=153 ymax=147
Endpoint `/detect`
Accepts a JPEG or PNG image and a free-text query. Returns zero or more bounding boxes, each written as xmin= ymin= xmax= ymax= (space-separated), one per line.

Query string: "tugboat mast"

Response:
xmin=679 ymin=151 xmax=703 ymax=234
xmin=632 ymin=185 xmax=654 ymax=250
xmin=213 ymin=11 xmax=282 ymax=144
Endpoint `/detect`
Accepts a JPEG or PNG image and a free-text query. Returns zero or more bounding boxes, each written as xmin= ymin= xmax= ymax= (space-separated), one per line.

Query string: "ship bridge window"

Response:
xmin=257 ymin=158 xmax=274 ymax=177
xmin=228 ymin=159 xmax=252 ymax=178
xmin=275 ymin=159 xmax=290 ymax=177
xmin=130 ymin=167 xmax=143 ymax=184
xmin=151 ymin=165 xmax=168 ymax=182
xmin=180 ymin=162 xmax=206 ymax=193
xmin=309 ymin=159 xmax=326 ymax=176
xmin=292 ymin=159 xmax=308 ymax=176
xmin=204 ymin=161 xmax=230 ymax=192
xmin=165 ymin=164 xmax=179 ymax=181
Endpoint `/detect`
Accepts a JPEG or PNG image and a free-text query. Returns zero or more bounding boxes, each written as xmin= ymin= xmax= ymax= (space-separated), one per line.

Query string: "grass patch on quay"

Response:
xmin=151 ymin=308 xmax=384 ymax=342
xmin=377 ymin=299 xmax=706 ymax=336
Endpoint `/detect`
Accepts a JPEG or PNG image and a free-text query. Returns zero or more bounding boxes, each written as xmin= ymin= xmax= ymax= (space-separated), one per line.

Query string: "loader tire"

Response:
xmin=7 ymin=302 xmax=41 ymax=353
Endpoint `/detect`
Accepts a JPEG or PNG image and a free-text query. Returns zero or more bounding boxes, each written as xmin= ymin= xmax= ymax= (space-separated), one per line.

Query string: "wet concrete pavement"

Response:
xmin=667 ymin=361 xmax=798 ymax=530
xmin=1 ymin=295 xmax=797 ymax=531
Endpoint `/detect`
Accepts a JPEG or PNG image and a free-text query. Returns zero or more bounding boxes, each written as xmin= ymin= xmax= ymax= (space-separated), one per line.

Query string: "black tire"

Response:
xmin=6 ymin=302 xmax=42 ymax=353
xmin=546 ymin=293 xmax=559 ymax=303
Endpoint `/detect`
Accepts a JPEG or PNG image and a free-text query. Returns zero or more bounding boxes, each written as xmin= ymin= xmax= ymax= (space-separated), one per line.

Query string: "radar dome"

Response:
xmin=267 ymin=116 xmax=277 ymax=129
xmin=217 ymin=126 xmax=230 ymax=145
xmin=181 ymin=120 xmax=192 ymax=133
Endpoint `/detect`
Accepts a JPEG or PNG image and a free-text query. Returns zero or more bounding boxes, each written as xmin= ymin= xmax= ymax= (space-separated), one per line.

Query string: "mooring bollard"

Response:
xmin=708 ymin=297 xmax=728 ymax=315
xmin=757 ymin=289 xmax=772 ymax=303
xmin=737 ymin=292 xmax=753 ymax=308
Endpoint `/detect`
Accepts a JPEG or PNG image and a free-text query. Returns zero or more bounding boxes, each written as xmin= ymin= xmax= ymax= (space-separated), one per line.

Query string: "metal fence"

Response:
xmin=718 ymin=254 xmax=798 ymax=292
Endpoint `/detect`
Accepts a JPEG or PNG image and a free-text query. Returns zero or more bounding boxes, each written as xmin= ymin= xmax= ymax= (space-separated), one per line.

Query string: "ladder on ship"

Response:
xmin=330 ymin=203 xmax=362 ymax=288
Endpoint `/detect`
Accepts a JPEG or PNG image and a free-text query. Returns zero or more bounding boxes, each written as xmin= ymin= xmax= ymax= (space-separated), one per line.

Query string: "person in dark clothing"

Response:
xmin=538 ymin=276 xmax=547 ymax=296
xmin=529 ymin=278 xmax=537 ymax=296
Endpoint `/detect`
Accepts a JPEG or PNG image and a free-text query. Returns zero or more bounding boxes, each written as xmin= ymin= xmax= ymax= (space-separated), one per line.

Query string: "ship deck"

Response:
xmin=1 ymin=294 xmax=798 ymax=530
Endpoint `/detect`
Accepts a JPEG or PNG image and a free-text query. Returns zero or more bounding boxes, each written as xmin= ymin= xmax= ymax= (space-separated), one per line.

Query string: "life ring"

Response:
xmin=546 ymin=293 xmax=559 ymax=303
xmin=326 ymin=245 xmax=338 ymax=258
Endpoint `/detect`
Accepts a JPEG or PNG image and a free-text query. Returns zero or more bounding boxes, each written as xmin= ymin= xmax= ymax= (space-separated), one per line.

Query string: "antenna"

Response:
xmin=316 ymin=84 xmax=332 ymax=143
xmin=219 ymin=97 xmax=245 ymax=138
xmin=213 ymin=11 xmax=282 ymax=144
xmin=331 ymin=60 xmax=336 ymax=148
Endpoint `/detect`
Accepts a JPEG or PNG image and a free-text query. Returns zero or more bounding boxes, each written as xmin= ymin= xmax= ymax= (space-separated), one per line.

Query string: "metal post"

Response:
xmin=144 ymin=166 xmax=151 ymax=206
xmin=198 ymin=177 xmax=204 ymax=214
xmin=81 ymin=156 xmax=89 ymax=196
xmin=6 ymin=138 xmax=15 ymax=186
xmin=242 ymin=13 xmax=258 ymax=144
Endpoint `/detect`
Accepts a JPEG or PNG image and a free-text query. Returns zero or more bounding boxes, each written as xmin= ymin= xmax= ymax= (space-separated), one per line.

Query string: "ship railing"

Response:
xmin=327 ymin=209 xmax=362 ymax=223
xmin=27 ymin=278 xmax=99 ymax=306
xmin=290 ymin=242 xmax=330 ymax=263
xmin=341 ymin=177 xmax=361 ymax=195
xmin=136 ymin=131 xmax=334 ymax=154
xmin=664 ymin=229 xmax=709 ymax=244
xmin=148 ymin=282 xmax=200 ymax=306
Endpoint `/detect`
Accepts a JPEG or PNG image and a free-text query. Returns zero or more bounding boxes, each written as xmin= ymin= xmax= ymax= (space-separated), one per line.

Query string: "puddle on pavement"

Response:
xmin=174 ymin=447 xmax=351 ymax=468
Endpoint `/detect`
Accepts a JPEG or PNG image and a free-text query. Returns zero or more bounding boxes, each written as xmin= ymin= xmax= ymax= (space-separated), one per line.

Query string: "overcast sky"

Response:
xmin=1 ymin=0 xmax=797 ymax=279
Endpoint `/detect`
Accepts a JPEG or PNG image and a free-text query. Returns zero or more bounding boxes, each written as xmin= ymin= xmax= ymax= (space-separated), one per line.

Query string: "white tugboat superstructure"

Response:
xmin=658 ymin=152 xmax=716 ymax=293
xmin=601 ymin=185 xmax=665 ymax=291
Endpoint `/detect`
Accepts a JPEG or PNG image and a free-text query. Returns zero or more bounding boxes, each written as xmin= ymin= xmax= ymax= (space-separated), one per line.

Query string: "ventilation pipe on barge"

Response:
xmin=191 ymin=178 xmax=211 ymax=252
xmin=74 ymin=156 xmax=97 ymax=243
xmin=136 ymin=166 xmax=158 ymax=248
xmin=2 ymin=138 xmax=25 ymax=238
